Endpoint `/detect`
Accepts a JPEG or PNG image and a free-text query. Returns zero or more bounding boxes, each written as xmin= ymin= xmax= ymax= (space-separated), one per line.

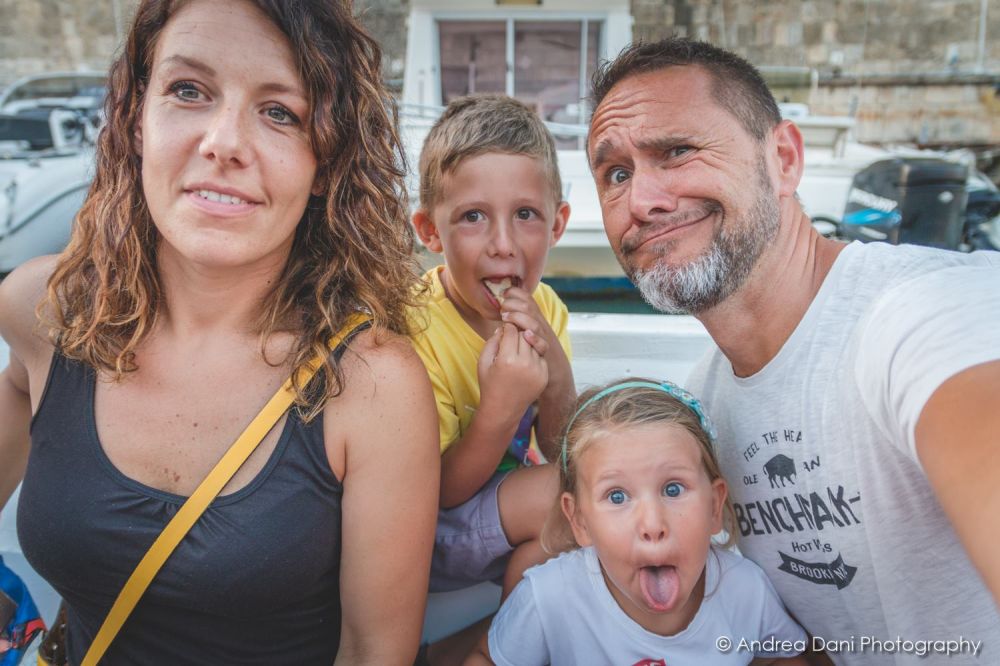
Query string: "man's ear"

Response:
xmin=549 ymin=201 xmax=571 ymax=248
xmin=561 ymin=492 xmax=592 ymax=547
xmin=771 ymin=119 xmax=804 ymax=198
xmin=412 ymin=209 xmax=443 ymax=253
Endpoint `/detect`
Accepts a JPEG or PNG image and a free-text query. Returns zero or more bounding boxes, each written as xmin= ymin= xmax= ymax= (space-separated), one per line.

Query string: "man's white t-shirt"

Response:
xmin=488 ymin=546 xmax=806 ymax=665
xmin=687 ymin=242 xmax=1000 ymax=665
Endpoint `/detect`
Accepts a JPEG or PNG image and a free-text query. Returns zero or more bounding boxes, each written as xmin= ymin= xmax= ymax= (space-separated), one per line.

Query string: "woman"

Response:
xmin=0 ymin=0 xmax=438 ymax=663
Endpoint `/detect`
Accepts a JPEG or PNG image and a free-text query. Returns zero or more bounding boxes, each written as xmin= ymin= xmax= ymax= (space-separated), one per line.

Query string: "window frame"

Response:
xmin=433 ymin=11 xmax=607 ymax=125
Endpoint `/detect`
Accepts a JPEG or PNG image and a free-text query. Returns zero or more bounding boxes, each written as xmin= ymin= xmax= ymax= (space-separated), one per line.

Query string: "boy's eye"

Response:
xmin=515 ymin=208 xmax=537 ymax=221
xmin=663 ymin=482 xmax=684 ymax=498
xmin=607 ymin=167 xmax=630 ymax=185
xmin=607 ymin=489 xmax=627 ymax=505
xmin=462 ymin=210 xmax=484 ymax=223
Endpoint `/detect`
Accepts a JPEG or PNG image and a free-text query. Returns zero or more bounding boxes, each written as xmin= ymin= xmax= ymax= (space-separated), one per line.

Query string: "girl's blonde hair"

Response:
xmin=43 ymin=0 xmax=421 ymax=421
xmin=543 ymin=377 xmax=738 ymax=553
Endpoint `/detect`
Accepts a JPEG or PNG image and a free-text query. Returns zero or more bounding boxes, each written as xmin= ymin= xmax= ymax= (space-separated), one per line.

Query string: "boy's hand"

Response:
xmin=500 ymin=287 xmax=572 ymax=394
xmin=498 ymin=286 xmax=555 ymax=355
xmin=478 ymin=322 xmax=548 ymax=424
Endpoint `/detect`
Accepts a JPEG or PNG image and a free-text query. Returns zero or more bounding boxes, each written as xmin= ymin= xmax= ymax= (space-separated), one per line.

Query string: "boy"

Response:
xmin=410 ymin=95 xmax=576 ymax=601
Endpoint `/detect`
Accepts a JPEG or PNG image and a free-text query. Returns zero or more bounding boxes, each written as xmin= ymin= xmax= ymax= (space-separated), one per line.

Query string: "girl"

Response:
xmin=473 ymin=378 xmax=808 ymax=665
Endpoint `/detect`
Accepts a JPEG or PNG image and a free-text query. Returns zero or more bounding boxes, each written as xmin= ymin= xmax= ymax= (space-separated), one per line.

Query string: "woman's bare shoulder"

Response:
xmin=0 ymin=255 xmax=59 ymax=358
xmin=338 ymin=328 xmax=429 ymax=399
xmin=322 ymin=327 xmax=436 ymax=473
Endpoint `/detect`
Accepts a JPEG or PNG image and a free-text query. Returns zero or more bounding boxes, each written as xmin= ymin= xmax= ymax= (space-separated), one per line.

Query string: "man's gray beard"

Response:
xmin=628 ymin=172 xmax=780 ymax=315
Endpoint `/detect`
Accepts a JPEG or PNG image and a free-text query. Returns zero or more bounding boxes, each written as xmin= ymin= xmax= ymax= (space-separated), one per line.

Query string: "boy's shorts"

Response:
xmin=429 ymin=471 xmax=513 ymax=593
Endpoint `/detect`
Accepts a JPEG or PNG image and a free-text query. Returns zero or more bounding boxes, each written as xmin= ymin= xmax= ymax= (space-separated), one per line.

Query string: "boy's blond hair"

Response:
xmin=418 ymin=94 xmax=563 ymax=209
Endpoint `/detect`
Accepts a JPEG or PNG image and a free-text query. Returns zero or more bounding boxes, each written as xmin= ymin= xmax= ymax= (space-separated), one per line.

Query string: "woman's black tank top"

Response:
xmin=18 ymin=352 xmax=346 ymax=664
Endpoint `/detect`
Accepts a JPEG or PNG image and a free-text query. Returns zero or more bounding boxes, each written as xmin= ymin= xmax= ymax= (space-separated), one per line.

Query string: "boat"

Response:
xmin=0 ymin=73 xmax=103 ymax=275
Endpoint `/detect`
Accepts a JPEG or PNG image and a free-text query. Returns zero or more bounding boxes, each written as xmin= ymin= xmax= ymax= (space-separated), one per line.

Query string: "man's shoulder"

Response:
xmin=839 ymin=242 xmax=999 ymax=290
xmin=684 ymin=344 xmax=727 ymax=394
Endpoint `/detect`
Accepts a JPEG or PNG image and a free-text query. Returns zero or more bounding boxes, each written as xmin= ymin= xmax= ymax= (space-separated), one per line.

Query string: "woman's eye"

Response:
xmin=169 ymin=81 xmax=201 ymax=101
xmin=608 ymin=489 xmax=627 ymax=505
xmin=608 ymin=167 xmax=630 ymax=185
xmin=663 ymin=482 xmax=684 ymax=498
xmin=266 ymin=105 xmax=297 ymax=125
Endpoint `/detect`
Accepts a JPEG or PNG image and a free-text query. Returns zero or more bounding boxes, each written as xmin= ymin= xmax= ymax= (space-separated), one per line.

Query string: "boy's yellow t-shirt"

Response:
xmin=410 ymin=266 xmax=572 ymax=471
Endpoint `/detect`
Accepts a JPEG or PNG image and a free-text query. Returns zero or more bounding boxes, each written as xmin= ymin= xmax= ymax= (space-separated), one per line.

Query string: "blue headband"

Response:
xmin=560 ymin=380 xmax=717 ymax=473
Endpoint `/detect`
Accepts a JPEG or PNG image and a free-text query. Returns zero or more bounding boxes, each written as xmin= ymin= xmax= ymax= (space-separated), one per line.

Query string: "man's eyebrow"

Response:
xmin=590 ymin=139 xmax=617 ymax=172
xmin=634 ymin=135 xmax=694 ymax=155
xmin=590 ymin=134 xmax=696 ymax=172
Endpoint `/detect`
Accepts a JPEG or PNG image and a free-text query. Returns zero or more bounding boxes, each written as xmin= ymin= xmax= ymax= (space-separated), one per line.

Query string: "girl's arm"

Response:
xmin=330 ymin=333 xmax=439 ymax=665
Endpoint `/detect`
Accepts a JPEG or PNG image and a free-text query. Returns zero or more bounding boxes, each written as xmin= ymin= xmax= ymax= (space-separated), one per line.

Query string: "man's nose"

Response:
xmin=199 ymin=103 xmax=252 ymax=167
xmin=627 ymin=167 xmax=679 ymax=223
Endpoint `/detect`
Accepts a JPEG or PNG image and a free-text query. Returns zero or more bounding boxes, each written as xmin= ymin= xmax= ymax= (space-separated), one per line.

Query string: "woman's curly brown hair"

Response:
xmin=45 ymin=0 xmax=421 ymax=420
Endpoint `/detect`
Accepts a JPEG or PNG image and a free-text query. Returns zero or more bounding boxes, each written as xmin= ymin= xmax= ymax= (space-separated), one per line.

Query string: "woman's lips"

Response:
xmin=185 ymin=190 xmax=259 ymax=217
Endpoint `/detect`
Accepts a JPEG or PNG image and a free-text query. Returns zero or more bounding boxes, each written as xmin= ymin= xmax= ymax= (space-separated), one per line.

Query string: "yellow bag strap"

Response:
xmin=77 ymin=313 xmax=372 ymax=666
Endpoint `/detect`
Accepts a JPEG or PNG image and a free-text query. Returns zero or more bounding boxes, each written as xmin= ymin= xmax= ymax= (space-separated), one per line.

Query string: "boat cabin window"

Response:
xmin=438 ymin=18 xmax=602 ymax=148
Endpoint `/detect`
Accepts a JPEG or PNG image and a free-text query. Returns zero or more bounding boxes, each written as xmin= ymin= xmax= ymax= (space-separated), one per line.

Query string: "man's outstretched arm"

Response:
xmin=916 ymin=359 xmax=1000 ymax=607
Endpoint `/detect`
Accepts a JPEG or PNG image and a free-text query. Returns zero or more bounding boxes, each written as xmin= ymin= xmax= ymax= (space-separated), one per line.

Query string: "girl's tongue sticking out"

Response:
xmin=639 ymin=565 xmax=680 ymax=612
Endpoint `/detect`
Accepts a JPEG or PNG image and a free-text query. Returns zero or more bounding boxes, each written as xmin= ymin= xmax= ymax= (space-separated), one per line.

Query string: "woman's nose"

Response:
xmin=199 ymin=104 xmax=252 ymax=167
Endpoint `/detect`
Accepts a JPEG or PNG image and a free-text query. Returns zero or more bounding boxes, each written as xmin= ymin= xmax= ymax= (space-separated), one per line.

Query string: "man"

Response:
xmin=588 ymin=38 xmax=999 ymax=664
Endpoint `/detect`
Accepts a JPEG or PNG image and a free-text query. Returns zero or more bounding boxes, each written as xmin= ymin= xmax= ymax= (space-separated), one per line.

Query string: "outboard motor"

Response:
xmin=840 ymin=158 xmax=968 ymax=249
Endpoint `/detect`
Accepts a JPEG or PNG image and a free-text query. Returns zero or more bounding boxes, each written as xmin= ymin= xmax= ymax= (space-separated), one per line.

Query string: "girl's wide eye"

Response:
xmin=663 ymin=482 xmax=683 ymax=498
xmin=608 ymin=489 xmax=627 ymax=505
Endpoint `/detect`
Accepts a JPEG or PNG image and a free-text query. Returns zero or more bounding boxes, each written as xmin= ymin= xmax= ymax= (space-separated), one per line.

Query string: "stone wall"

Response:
xmin=2 ymin=0 xmax=996 ymax=80
xmin=637 ymin=0 xmax=1000 ymax=75
xmin=0 ymin=1 xmax=129 ymax=83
